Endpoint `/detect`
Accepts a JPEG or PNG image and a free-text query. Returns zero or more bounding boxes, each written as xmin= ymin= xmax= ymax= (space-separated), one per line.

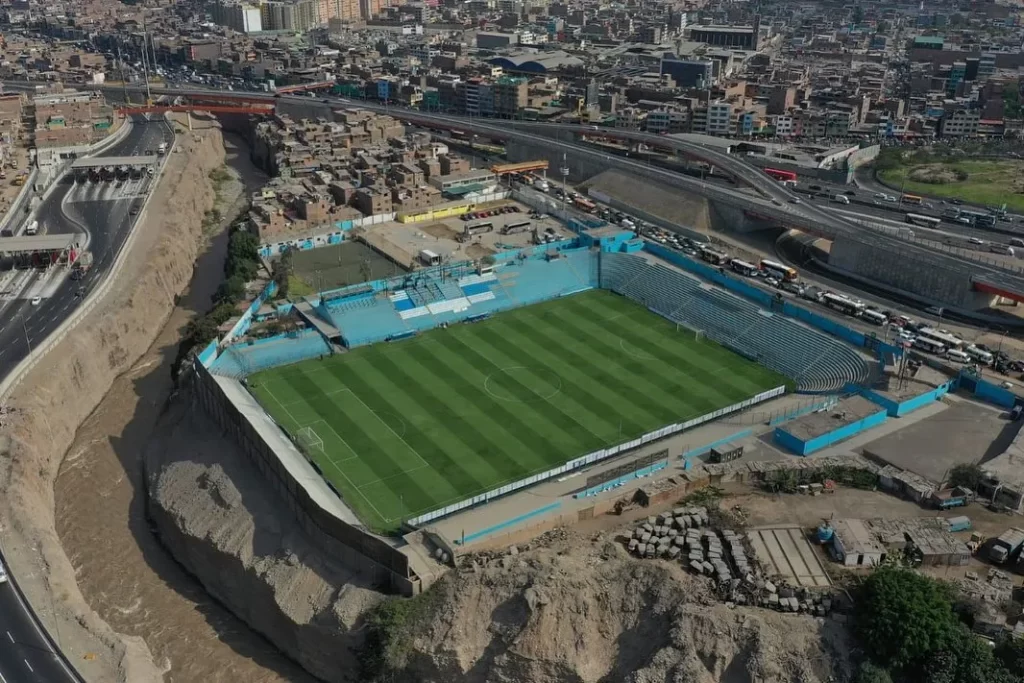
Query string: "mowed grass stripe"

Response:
xmin=407 ymin=337 xmax=563 ymax=473
xmin=550 ymin=303 xmax=727 ymax=417
xmin=326 ymin=356 xmax=493 ymax=502
xmin=441 ymin=329 xmax=607 ymax=454
xmin=469 ymin=323 xmax=633 ymax=442
xmin=582 ymin=292 xmax=783 ymax=393
xmin=282 ymin=369 xmax=429 ymax=504
xmin=567 ymin=295 xmax=759 ymax=403
xmin=528 ymin=303 xmax=719 ymax=417
xmin=368 ymin=340 xmax=539 ymax=480
xmin=500 ymin=312 xmax=683 ymax=431
xmin=487 ymin=318 xmax=651 ymax=438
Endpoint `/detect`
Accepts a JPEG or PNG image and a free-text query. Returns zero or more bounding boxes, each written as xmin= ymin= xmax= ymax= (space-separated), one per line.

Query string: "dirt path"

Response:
xmin=52 ymin=132 xmax=314 ymax=683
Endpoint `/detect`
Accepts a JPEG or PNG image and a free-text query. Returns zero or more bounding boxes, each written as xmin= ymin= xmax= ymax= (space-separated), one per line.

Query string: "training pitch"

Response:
xmin=249 ymin=289 xmax=786 ymax=532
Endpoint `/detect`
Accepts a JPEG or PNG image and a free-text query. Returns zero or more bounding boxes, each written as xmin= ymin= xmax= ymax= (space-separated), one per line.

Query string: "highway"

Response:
xmin=0 ymin=116 xmax=171 ymax=380
xmin=0 ymin=114 xmax=172 ymax=683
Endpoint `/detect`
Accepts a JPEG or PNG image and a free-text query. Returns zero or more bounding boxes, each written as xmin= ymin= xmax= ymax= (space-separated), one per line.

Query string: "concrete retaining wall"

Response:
xmin=189 ymin=364 xmax=420 ymax=595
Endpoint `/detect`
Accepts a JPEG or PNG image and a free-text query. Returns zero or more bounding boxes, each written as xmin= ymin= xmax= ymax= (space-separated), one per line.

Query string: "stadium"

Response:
xmin=193 ymin=217 xmax=889 ymax=589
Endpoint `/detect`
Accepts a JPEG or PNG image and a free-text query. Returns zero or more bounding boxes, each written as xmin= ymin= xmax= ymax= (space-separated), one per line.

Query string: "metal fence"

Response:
xmin=406 ymin=385 xmax=785 ymax=526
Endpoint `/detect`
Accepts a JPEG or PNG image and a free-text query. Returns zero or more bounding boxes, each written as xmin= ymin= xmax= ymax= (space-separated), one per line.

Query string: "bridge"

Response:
xmin=91 ymin=84 xmax=1024 ymax=314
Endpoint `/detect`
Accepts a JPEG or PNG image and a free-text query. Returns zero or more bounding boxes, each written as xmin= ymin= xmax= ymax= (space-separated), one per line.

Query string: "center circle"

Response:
xmin=484 ymin=366 xmax=562 ymax=402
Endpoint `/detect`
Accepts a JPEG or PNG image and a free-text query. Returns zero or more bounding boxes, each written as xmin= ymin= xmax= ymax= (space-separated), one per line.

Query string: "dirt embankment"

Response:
xmin=397 ymin=532 xmax=852 ymax=683
xmin=144 ymin=394 xmax=383 ymax=682
xmin=0 ymin=120 xmax=252 ymax=682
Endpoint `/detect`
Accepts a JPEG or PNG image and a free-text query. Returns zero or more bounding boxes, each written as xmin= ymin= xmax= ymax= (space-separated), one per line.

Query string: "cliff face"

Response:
xmin=0 ymin=123 xmax=227 ymax=682
xmin=144 ymin=396 xmax=383 ymax=682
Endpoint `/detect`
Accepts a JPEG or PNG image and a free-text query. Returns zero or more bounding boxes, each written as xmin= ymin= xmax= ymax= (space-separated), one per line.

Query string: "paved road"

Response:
xmin=0 ymin=114 xmax=172 ymax=683
xmin=0 ymin=116 xmax=172 ymax=381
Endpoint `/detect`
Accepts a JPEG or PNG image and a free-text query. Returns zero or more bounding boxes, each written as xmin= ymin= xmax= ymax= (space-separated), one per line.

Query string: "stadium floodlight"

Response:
xmin=297 ymin=426 xmax=325 ymax=454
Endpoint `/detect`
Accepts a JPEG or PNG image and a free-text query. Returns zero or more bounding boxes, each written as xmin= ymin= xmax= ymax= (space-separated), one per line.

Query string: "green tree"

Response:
xmin=853 ymin=661 xmax=893 ymax=683
xmin=994 ymin=637 xmax=1024 ymax=673
xmin=272 ymin=248 xmax=293 ymax=298
xmin=947 ymin=463 xmax=983 ymax=491
xmin=923 ymin=627 xmax=1017 ymax=683
xmin=215 ymin=275 xmax=246 ymax=304
xmin=856 ymin=567 xmax=958 ymax=670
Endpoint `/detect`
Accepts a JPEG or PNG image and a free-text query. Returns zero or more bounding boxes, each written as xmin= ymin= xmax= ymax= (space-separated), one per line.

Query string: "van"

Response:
xmin=832 ymin=194 xmax=850 ymax=204
xmin=967 ymin=345 xmax=994 ymax=365
xmin=946 ymin=349 xmax=971 ymax=363
xmin=1011 ymin=238 xmax=1024 ymax=248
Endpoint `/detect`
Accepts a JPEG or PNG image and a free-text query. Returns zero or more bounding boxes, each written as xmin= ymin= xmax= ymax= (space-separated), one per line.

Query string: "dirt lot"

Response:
xmin=861 ymin=400 xmax=1015 ymax=482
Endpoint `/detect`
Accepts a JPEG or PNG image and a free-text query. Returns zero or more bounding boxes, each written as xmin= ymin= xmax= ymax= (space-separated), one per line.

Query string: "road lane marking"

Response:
xmin=23 ymin=659 xmax=32 ymax=673
xmin=6 ymin=630 xmax=13 ymax=643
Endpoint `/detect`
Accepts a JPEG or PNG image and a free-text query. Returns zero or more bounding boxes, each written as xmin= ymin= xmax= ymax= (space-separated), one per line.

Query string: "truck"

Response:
xmin=988 ymin=527 xmax=1024 ymax=564
xmin=70 ymin=252 xmax=93 ymax=279
xmin=931 ymin=486 xmax=974 ymax=510
xmin=24 ymin=220 xmax=38 ymax=236
xmin=157 ymin=142 xmax=167 ymax=156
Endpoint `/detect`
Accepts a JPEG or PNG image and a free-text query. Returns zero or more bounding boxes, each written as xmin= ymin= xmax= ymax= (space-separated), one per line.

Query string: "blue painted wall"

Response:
xmin=775 ymin=408 xmax=888 ymax=455
xmin=860 ymin=378 xmax=957 ymax=417
xmin=973 ymin=376 xmax=1018 ymax=408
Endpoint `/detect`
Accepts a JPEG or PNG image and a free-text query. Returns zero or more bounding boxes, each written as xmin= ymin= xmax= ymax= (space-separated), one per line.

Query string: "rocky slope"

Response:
xmin=144 ymin=393 xmax=383 ymax=682
xmin=0 ymin=121 xmax=228 ymax=682
xmin=397 ymin=533 xmax=853 ymax=683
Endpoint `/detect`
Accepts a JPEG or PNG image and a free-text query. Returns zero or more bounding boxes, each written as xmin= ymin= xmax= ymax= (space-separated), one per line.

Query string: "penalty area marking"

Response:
xmin=617 ymin=338 xmax=658 ymax=361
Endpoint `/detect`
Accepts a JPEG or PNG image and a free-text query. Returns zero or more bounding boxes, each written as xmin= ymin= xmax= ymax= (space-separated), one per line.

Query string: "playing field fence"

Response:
xmin=406 ymin=385 xmax=785 ymax=527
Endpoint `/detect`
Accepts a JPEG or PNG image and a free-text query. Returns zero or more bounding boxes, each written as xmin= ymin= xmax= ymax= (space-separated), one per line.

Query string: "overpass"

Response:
xmin=94 ymin=84 xmax=1024 ymax=313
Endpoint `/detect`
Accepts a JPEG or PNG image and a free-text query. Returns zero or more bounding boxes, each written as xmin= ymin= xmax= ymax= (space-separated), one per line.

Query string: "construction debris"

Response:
xmin=623 ymin=506 xmax=836 ymax=615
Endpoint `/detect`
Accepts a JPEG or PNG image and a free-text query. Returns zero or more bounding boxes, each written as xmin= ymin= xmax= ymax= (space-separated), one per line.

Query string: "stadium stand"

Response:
xmin=211 ymin=330 xmax=332 ymax=378
xmin=600 ymin=253 xmax=870 ymax=392
xmin=324 ymin=247 xmax=598 ymax=347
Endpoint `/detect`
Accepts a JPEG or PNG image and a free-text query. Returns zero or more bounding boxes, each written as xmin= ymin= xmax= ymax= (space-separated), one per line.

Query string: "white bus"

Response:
xmin=913 ymin=337 xmax=946 ymax=354
xmin=861 ymin=309 xmax=888 ymax=326
xmin=966 ymin=345 xmax=994 ymax=365
xmin=905 ymin=213 xmax=940 ymax=228
xmin=917 ymin=327 xmax=963 ymax=350
xmin=730 ymin=259 xmax=758 ymax=276
xmin=822 ymin=292 xmax=865 ymax=317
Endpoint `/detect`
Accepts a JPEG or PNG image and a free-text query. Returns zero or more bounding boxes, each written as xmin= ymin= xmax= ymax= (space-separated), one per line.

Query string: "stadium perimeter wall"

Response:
xmin=188 ymin=362 xmax=421 ymax=595
xmin=642 ymin=243 xmax=903 ymax=362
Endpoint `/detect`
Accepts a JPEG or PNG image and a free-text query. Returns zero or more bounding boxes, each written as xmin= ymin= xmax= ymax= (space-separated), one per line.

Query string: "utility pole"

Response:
xmin=140 ymin=16 xmax=153 ymax=104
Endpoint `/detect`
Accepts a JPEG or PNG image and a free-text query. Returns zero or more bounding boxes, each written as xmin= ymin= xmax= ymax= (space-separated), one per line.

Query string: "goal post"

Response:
xmin=695 ymin=329 xmax=705 ymax=342
xmin=297 ymin=426 xmax=324 ymax=454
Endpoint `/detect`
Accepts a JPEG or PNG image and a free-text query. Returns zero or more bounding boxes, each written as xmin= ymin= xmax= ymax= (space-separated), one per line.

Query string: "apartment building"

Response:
xmin=940 ymin=109 xmax=980 ymax=137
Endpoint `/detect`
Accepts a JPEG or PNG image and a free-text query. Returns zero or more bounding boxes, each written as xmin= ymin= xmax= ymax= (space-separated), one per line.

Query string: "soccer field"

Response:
xmin=249 ymin=289 xmax=786 ymax=532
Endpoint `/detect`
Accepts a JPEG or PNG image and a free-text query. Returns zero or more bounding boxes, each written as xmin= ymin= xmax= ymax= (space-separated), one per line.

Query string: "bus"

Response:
xmin=913 ymin=338 xmax=946 ymax=355
xmin=960 ymin=210 xmax=995 ymax=228
xmin=501 ymin=220 xmax=531 ymax=235
xmin=906 ymin=213 xmax=940 ymax=228
xmin=917 ymin=327 xmax=963 ymax=350
xmin=764 ymin=168 xmax=797 ymax=182
xmin=861 ymin=309 xmax=888 ymax=326
xmin=901 ymin=194 xmax=923 ymax=206
xmin=822 ymin=292 xmax=865 ymax=317
xmin=730 ymin=259 xmax=758 ymax=276
xmin=758 ymin=259 xmax=798 ymax=281
xmin=699 ymin=246 xmax=729 ymax=266
xmin=573 ymin=197 xmax=597 ymax=212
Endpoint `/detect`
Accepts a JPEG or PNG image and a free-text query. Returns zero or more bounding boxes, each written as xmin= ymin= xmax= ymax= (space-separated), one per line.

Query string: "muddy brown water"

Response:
xmin=54 ymin=135 xmax=316 ymax=682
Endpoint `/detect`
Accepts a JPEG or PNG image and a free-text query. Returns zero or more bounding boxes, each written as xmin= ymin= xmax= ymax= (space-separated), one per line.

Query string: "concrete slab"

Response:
xmin=747 ymin=525 xmax=831 ymax=588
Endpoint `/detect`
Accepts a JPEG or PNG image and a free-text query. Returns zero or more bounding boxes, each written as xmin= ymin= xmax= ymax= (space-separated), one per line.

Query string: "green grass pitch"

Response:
xmin=249 ymin=289 xmax=786 ymax=533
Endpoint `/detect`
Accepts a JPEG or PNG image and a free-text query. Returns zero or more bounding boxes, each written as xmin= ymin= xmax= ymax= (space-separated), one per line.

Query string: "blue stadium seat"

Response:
xmin=601 ymin=253 xmax=870 ymax=392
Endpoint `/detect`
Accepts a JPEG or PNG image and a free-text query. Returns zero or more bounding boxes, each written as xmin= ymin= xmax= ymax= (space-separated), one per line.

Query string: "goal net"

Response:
xmin=695 ymin=329 xmax=705 ymax=342
xmin=297 ymin=426 xmax=324 ymax=454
